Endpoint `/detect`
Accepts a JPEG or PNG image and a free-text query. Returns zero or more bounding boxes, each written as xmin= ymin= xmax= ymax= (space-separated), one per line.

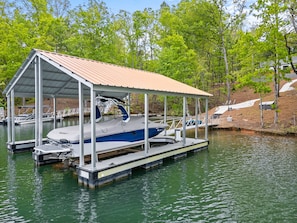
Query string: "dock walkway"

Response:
xmin=78 ymin=138 xmax=208 ymax=188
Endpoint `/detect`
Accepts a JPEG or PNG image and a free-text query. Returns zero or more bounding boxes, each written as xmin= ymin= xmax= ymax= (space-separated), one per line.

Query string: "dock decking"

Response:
xmin=33 ymin=140 xmax=146 ymax=165
xmin=7 ymin=139 xmax=48 ymax=153
xmin=77 ymin=138 xmax=208 ymax=188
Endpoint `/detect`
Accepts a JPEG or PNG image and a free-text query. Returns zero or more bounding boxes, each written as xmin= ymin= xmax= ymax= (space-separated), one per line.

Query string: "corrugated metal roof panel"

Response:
xmin=4 ymin=49 xmax=212 ymax=98
xmin=37 ymin=50 xmax=212 ymax=97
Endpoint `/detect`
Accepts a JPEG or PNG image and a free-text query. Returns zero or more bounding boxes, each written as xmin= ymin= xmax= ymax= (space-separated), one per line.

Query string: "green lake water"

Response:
xmin=1 ymin=122 xmax=297 ymax=222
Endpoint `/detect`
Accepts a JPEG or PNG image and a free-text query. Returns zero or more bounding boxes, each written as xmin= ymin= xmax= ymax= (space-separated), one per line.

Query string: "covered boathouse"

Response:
xmin=3 ymin=49 xmax=212 ymax=188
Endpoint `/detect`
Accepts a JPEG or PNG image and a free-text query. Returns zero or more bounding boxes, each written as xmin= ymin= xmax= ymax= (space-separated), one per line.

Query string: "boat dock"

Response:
xmin=5 ymin=115 xmax=215 ymax=154
xmin=33 ymin=139 xmax=146 ymax=165
xmin=7 ymin=138 xmax=48 ymax=153
xmin=3 ymin=49 xmax=213 ymax=188
xmin=78 ymin=138 xmax=208 ymax=188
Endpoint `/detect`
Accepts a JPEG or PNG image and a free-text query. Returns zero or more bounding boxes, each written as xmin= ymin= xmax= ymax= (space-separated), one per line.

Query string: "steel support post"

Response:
xmin=79 ymin=82 xmax=85 ymax=167
xmin=144 ymin=93 xmax=149 ymax=154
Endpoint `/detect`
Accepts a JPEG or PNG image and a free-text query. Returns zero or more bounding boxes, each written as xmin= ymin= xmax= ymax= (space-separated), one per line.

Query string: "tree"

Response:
xmin=253 ymin=0 xmax=288 ymax=125
xmin=159 ymin=0 xmax=246 ymax=96
xmin=0 ymin=1 xmax=31 ymax=82
xmin=285 ymin=0 xmax=297 ymax=33
xmin=239 ymin=71 xmax=272 ymax=128
xmin=284 ymin=33 xmax=297 ymax=74
xmin=66 ymin=0 xmax=126 ymax=64
xmin=157 ymin=34 xmax=198 ymax=83
xmin=115 ymin=10 xmax=137 ymax=68
xmin=115 ymin=8 xmax=159 ymax=69
xmin=0 ymin=0 xmax=72 ymax=105
xmin=48 ymin=0 xmax=70 ymax=18
xmin=210 ymin=0 xmax=247 ymax=105
xmin=234 ymin=30 xmax=272 ymax=128
xmin=284 ymin=0 xmax=297 ymax=73
xmin=173 ymin=0 xmax=220 ymax=91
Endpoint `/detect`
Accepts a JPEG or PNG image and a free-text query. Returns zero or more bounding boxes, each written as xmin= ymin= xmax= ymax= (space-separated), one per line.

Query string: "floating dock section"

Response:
xmin=7 ymin=139 xmax=48 ymax=153
xmin=78 ymin=138 xmax=208 ymax=188
xmin=32 ymin=140 xmax=146 ymax=166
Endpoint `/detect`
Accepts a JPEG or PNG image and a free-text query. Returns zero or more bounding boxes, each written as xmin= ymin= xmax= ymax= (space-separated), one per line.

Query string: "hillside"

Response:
xmin=41 ymin=78 xmax=297 ymax=135
xmin=210 ymin=79 xmax=297 ymax=135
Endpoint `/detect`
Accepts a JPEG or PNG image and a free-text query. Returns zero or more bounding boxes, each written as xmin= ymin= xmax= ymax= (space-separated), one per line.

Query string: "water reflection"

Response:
xmin=0 ymin=153 xmax=30 ymax=222
xmin=0 ymin=126 xmax=297 ymax=222
xmin=32 ymin=167 xmax=44 ymax=220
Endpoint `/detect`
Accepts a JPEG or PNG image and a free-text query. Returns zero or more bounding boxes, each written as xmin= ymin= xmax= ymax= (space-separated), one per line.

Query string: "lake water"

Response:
xmin=0 ymin=122 xmax=297 ymax=222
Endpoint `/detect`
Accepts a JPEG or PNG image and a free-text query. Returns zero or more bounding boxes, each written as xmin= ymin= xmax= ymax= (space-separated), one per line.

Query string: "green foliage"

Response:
xmin=157 ymin=34 xmax=198 ymax=83
xmin=0 ymin=0 xmax=296 ymax=110
xmin=238 ymin=68 xmax=272 ymax=94
xmin=0 ymin=79 xmax=5 ymax=107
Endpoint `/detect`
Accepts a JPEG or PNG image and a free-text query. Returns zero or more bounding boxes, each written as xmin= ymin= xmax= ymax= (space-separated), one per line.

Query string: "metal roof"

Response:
xmin=4 ymin=49 xmax=212 ymax=99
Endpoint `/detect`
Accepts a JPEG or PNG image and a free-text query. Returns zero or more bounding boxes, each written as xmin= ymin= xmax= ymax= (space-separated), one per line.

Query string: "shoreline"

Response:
xmin=213 ymin=123 xmax=297 ymax=137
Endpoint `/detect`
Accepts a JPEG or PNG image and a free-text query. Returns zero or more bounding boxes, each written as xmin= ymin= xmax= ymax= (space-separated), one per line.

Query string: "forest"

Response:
xmin=0 ymin=0 xmax=297 ymax=122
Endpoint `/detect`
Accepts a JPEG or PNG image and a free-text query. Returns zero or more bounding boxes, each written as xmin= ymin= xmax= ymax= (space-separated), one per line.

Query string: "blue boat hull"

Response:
xmin=76 ymin=128 xmax=163 ymax=144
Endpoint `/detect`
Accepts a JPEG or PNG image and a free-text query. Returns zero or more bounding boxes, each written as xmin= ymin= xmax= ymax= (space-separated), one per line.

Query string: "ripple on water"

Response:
xmin=0 ymin=130 xmax=297 ymax=222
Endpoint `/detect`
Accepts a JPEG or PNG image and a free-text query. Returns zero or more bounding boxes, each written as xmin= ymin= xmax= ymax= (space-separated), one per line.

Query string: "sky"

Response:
xmin=70 ymin=0 xmax=257 ymax=30
xmin=71 ymin=0 xmax=181 ymax=13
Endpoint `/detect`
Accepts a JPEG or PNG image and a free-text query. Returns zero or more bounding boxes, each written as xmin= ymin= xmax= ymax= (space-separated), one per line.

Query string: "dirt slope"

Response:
xmin=210 ymin=80 xmax=297 ymax=134
xmin=42 ymin=78 xmax=297 ymax=134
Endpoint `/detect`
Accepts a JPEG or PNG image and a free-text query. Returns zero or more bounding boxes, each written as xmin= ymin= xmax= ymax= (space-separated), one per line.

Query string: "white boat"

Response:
xmin=47 ymin=96 xmax=166 ymax=144
xmin=47 ymin=115 xmax=166 ymax=144
xmin=32 ymin=97 xmax=167 ymax=163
